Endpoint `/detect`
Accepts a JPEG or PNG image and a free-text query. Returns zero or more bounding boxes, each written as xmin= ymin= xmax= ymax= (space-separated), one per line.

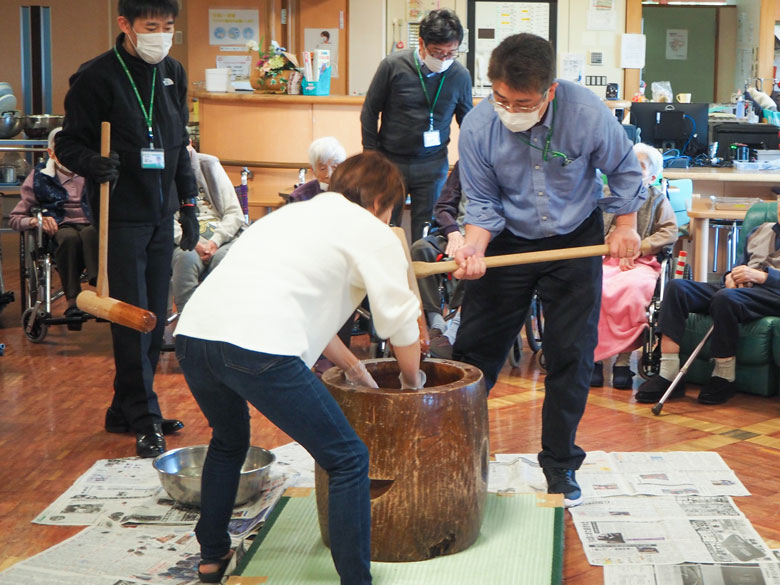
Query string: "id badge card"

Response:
xmin=423 ymin=129 xmax=441 ymax=148
xmin=141 ymin=148 xmax=165 ymax=169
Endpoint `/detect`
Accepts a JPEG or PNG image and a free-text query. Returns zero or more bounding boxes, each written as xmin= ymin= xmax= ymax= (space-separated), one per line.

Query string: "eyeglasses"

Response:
xmin=489 ymin=90 xmax=549 ymax=114
xmin=424 ymin=44 xmax=459 ymax=61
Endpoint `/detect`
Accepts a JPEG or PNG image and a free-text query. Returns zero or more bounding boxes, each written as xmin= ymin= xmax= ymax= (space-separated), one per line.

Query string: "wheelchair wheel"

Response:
xmin=536 ymin=350 xmax=547 ymax=372
xmin=507 ymin=333 xmax=523 ymax=367
xmin=21 ymin=307 xmax=48 ymax=343
xmin=524 ymin=292 xmax=544 ymax=353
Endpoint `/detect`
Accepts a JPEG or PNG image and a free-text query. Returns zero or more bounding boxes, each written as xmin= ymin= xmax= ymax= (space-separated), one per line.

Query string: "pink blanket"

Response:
xmin=594 ymin=255 xmax=661 ymax=363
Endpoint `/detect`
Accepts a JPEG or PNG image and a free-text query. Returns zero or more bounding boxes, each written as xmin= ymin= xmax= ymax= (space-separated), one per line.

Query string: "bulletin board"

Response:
xmin=467 ymin=0 xmax=557 ymax=89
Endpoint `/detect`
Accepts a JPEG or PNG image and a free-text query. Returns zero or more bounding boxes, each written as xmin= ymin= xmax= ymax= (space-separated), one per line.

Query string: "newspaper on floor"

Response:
xmin=33 ymin=458 xmax=163 ymax=525
xmin=0 ymin=517 xmax=202 ymax=585
xmin=490 ymin=451 xmax=749 ymax=497
xmin=270 ymin=441 xmax=315 ymax=487
xmin=120 ymin=471 xmax=289 ymax=540
xmin=34 ymin=449 xmax=303 ymax=527
xmin=573 ymin=514 xmax=774 ymax=565
xmin=603 ymin=561 xmax=780 ymax=585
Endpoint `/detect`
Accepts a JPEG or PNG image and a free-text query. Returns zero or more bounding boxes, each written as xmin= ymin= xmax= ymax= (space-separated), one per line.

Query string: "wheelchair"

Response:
xmin=18 ymin=209 xmax=95 ymax=342
xmin=507 ymin=291 xmax=545 ymax=369
xmin=637 ymin=247 xmax=677 ymax=380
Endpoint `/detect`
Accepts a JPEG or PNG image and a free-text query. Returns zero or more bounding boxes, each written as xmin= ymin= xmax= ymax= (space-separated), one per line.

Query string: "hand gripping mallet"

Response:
xmin=76 ymin=122 xmax=157 ymax=332
xmin=651 ymin=324 xmax=714 ymax=416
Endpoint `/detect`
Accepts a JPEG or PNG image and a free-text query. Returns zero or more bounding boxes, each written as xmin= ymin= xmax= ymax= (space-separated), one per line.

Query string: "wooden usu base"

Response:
xmin=315 ymin=358 xmax=489 ymax=562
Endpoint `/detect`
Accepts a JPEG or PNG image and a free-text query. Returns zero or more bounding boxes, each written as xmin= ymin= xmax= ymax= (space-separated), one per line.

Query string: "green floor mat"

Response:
xmin=233 ymin=491 xmax=563 ymax=585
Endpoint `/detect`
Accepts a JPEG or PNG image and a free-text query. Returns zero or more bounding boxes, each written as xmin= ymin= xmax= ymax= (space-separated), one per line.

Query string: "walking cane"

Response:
xmin=651 ymin=325 xmax=714 ymax=416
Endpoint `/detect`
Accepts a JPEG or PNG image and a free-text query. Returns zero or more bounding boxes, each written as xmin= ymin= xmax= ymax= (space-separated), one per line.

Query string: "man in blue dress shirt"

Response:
xmin=453 ymin=34 xmax=646 ymax=507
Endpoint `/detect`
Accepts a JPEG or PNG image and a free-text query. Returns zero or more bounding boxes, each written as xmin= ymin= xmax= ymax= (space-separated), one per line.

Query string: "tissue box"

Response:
xmin=302 ymin=66 xmax=331 ymax=96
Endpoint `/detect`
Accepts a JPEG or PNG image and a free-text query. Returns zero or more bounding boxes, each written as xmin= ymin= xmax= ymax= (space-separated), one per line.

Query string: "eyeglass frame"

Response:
xmin=422 ymin=41 xmax=460 ymax=61
xmin=489 ymin=89 xmax=550 ymax=114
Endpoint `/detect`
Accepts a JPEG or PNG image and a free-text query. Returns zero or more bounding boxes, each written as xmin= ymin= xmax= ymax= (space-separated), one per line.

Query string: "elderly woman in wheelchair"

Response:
xmin=10 ymin=127 xmax=97 ymax=325
xmin=591 ymin=143 xmax=678 ymax=389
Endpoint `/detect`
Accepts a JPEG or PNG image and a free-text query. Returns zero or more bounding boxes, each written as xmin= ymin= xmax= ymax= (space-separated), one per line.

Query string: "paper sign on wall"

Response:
xmin=209 ymin=9 xmax=259 ymax=46
xmin=666 ymin=29 xmax=688 ymax=60
xmin=620 ymin=34 xmax=646 ymax=69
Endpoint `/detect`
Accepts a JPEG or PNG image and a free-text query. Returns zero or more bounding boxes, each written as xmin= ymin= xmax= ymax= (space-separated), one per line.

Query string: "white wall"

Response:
xmin=348 ymin=0 xmax=386 ymax=94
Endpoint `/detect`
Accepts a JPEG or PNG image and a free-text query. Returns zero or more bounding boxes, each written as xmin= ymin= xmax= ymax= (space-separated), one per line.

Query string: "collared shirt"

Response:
xmin=458 ymin=79 xmax=646 ymax=240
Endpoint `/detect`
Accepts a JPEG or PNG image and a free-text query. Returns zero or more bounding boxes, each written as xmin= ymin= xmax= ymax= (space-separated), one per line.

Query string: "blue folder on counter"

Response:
xmin=302 ymin=66 xmax=331 ymax=96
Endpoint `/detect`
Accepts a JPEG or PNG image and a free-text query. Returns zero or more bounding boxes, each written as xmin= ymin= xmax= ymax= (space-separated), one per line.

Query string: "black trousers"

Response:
xmin=658 ymin=279 xmax=780 ymax=357
xmin=107 ymin=218 xmax=174 ymax=430
xmin=53 ymin=223 xmax=98 ymax=300
xmin=389 ymin=156 xmax=449 ymax=242
xmin=453 ymin=211 xmax=603 ymax=470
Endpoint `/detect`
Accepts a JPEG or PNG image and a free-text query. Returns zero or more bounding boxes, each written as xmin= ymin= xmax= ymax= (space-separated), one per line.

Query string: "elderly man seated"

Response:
xmin=289 ymin=136 xmax=347 ymax=203
xmin=636 ymin=202 xmax=780 ymax=405
xmin=171 ymin=146 xmax=245 ymax=312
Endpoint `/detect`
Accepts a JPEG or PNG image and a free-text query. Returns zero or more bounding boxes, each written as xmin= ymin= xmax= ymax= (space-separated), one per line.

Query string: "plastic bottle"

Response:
xmin=736 ymin=94 xmax=746 ymax=119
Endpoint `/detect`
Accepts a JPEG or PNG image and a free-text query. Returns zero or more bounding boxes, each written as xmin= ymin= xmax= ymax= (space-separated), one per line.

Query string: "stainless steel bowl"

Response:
xmin=0 ymin=111 xmax=23 ymax=139
xmin=153 ymin=445 xmax=276 ymax=506
xmin=22 ymin=114 xmax=64 ymax=139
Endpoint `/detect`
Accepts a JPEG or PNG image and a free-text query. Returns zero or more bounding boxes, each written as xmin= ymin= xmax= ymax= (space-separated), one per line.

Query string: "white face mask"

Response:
xmin=318 ymin=181 xmax=329 ymax=191
xmin=423 ymin=54 xmax=453 ymax=74
xmin=493 ymin=103 xmax=542 ymax=133
xmin=130 ymin=30 xmax=173 ymax=64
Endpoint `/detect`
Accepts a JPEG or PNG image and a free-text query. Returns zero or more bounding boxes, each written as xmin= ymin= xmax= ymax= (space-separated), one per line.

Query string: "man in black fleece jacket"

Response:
xmin=56 ymin=0 xmax=198 ymax=458
xmin=361 ymin=8 xmax=472 ymax=242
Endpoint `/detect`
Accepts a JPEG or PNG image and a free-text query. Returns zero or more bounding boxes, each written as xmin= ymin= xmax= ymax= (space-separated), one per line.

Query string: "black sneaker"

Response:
xmin=697 ymin=376 xmax=737 ymax=405
xmin=635 ymin=374 xmax=685 ymax=403
xmin=543 ymin=468 xmax=583 ymax=508
xmin=590 ymin=362 xmax=604 ymax=387
xmin=612 ymin=366 xmax=635 ymax=390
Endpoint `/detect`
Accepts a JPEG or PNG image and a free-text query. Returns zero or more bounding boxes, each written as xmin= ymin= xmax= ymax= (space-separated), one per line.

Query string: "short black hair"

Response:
xmin=118 ymin=0 xmax=179 ymax=23
xmin=419 ymin=9 xmax=463 ymax=45
xmin=488 ymin=33 xmax=555 ymax=94
xmin=321 ymin=31 xmax=330 ymax=40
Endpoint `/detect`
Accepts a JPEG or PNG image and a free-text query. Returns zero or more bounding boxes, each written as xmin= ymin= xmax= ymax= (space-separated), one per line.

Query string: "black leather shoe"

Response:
xmin=697 ymin=376 xmax=737 ymax=405
xmin=105 ymin=407 xmax=184 ymax=435
xmin=136 ymin=423 xmax=166 ymax=458
xmin=612 ymin=366 xmax=635 ymax=390
xmin=635 ymin=374 xmax=685 ymax=403
xmin=590 ymin=362 xmax=604 ymax=387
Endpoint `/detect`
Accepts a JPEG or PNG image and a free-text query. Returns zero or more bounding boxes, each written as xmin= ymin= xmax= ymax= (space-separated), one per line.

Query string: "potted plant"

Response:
xmin=246 ymin=39 xmax=300 ymax=94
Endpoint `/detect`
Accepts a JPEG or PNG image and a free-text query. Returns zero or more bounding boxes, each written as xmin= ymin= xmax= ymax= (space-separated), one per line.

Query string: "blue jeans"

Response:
xmin=175 ymin=336 xmax=372 ymax=585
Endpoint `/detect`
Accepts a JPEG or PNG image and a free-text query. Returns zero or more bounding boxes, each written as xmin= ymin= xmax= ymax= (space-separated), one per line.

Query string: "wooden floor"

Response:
xmin=1 ymin=229 xmax=779 ymax=583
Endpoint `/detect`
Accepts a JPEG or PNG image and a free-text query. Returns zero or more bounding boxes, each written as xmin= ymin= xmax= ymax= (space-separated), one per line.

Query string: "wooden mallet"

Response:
xmin=76 ymin=122 xmax=157 ymax=333
xmin=412 ymin=242 xmax=652 ymax=278
xmin=391 ymin=227 xmax=431 ymax=355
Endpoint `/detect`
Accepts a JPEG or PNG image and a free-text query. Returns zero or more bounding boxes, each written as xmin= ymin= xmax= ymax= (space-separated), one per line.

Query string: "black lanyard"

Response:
xmin=414 ymin=53 xmax=446 ymax=131
xmin=114 ymin=46 xmax=157 ymax=148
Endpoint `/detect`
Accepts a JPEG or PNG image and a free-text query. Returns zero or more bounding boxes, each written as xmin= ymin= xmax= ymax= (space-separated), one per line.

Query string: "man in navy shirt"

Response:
xmin=454 ymin=33 xmax=645 ymax=507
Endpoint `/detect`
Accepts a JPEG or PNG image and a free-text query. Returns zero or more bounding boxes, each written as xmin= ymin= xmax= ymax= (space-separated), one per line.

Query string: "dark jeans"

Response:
xmin=175 ymin=335 xmax=372 ymax=585
xmin=53 ymin=223 xmax=98 ymax=300
xmin=389 ymin=156 xmax=449 ymax=242
xmin=453 ymin=211 xmax=603 ymax=470
xmin=107 ymin=219 xmax=173 ymax=430
xmin=658 ymin=279 xmax=780 ymax=357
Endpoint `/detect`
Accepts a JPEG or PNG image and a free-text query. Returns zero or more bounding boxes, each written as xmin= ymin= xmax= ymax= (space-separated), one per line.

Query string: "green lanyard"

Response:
xmin=513 ymin=99 xmax=571 ymax=165
xmin=414 ymin=52 xmax=446 ymax=131
xmin=114 ymin=46 xmax=156 ymax=148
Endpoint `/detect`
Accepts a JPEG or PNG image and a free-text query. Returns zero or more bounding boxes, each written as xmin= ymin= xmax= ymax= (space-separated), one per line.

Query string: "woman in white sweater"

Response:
xmin=174 ymin=151 xmax=423 ymax=585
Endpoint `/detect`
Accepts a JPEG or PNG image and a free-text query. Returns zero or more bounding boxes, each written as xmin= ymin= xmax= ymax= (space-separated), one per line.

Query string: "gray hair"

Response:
xmin=308 ymin=136 xmax=346 ymax=170
xmin=48 ymin=126 xmax=63 ymax=151
xmin=633 ymin=142 xmax=663 ymax=181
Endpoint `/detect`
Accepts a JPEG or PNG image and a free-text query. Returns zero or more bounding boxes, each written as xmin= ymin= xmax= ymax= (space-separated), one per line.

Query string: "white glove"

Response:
xmin=399 ymin=370 xmax=427 ymax=390
xmin=344 ymin=361 xmax=379 ymax=388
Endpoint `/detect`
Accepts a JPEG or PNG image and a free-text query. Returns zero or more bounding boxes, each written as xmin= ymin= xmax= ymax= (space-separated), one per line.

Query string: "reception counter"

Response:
xmin=193 ymin=90 xmax=462 ymax=218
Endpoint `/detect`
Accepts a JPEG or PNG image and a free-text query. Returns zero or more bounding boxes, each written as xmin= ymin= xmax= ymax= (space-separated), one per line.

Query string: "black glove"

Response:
xmin=87 ymin=151 xmax=120 ymax=183
xmin=178 ymin=204 xmax=199 ymax=251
